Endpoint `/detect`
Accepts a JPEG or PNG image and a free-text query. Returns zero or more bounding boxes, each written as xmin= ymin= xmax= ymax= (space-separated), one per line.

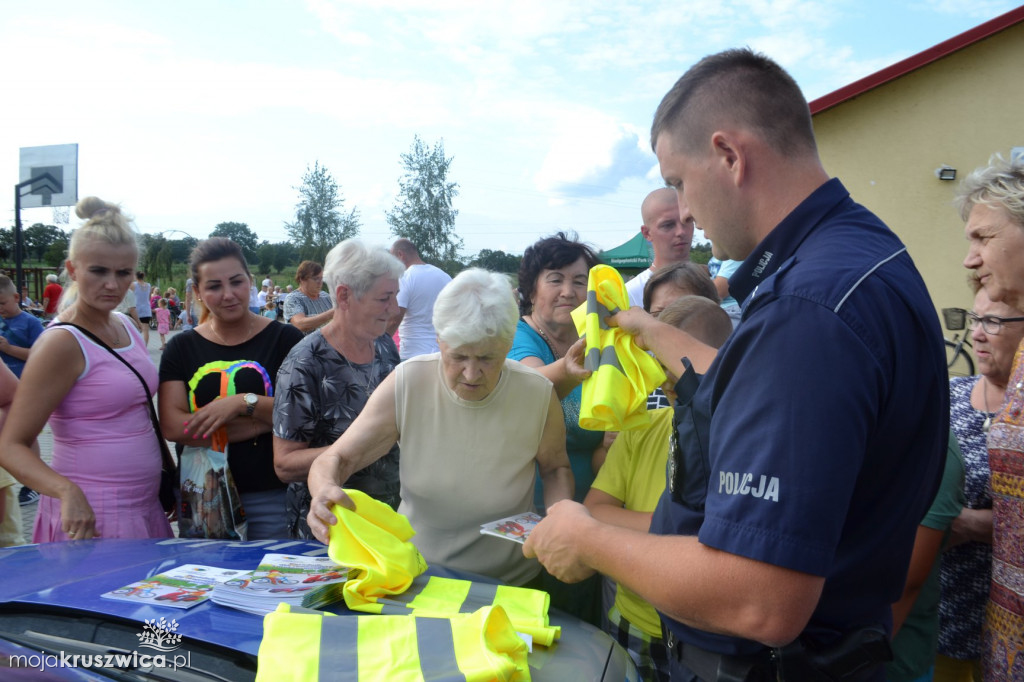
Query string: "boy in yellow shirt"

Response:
xmin=585 ymin=296 xmax=732 ymax=681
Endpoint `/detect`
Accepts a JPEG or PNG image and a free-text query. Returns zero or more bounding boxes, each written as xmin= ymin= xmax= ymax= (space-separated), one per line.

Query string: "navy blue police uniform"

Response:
xmin=651 ymin=178 xmax=948 ymax=681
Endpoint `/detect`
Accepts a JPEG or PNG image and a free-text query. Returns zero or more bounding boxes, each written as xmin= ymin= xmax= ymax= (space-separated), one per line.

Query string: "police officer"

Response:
xmin=524 ymin=48 xmax=948 ymax=681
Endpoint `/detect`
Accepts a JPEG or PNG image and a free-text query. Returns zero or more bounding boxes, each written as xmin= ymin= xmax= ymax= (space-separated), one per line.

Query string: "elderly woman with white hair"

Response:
xmin=307 ymin=268 xmax=574 ymax=586
xmin=273 ymin=239 xmax=406 ymax=540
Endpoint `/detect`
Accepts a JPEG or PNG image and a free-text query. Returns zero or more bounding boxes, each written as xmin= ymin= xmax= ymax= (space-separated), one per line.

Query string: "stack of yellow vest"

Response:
xmin=256 ymin=490 xmax=558 ymax=681
xmin=571 ymin=264 xmax=666 ymax=431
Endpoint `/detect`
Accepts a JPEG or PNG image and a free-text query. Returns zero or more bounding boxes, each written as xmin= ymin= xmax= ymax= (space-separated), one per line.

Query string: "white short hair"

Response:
xmin=323 ymin=239 xmax=404 ymax=300
xmin=433 ymin=268 xmax=518 ymax=348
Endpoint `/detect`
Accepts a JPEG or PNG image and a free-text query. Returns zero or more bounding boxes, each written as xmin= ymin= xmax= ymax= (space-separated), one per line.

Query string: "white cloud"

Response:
xmin=534 ymin=114 xmax=654 ymax=198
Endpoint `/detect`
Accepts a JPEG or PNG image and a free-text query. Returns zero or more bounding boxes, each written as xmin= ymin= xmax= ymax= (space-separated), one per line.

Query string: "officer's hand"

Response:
xmin=523 ymin=499 xmax=597 ymax=583
xmin=606 ymin=306 xmax=657 ymax=350
xmin=307 ymin=486 xmax=356 ymax=544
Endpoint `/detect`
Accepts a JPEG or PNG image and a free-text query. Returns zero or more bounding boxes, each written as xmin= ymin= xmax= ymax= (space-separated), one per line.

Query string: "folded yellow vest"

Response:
xmin=327 ymin=489 xmax=428 ymax=610
xmin=571 ymin=264 xmax=666 ymax=431
xmin=256 ymin=603 xmax=531 ymax=682
xmin=328 ymin=489 xmax=560 ymax=646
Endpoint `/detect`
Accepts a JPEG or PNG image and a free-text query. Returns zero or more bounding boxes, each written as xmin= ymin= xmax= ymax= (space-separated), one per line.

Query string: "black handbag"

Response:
xmin=54 ymin=322 xmax=179 ymax=513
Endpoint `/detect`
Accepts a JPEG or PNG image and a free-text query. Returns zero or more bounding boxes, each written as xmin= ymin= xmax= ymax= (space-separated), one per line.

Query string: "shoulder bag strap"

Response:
xmin=53 ymin=321 xmax=175 ymax=471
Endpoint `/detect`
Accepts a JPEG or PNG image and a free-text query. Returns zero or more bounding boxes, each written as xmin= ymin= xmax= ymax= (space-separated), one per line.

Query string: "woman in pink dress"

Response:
xmin=0 ymin=196 xmax=172 ymax=542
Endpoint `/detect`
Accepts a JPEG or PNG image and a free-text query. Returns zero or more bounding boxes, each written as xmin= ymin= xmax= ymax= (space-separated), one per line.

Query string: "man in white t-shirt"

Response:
xmin=387 ymin=239 xmax=452 ymax=360
xmin=624 ymin=187 xmax=696 ymax=307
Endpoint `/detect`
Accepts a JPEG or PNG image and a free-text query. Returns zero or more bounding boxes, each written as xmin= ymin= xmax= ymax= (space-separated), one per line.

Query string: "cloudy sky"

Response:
xmin=1 ymin=0 xmax=1017 ymax=257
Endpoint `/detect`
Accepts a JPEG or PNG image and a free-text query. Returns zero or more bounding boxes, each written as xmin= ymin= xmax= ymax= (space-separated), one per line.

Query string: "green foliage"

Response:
xmin=23 ymin=223 xmax=66 ymax=261
xmin=0 ymin=227 xmax=12 ymax=260
xmin=255 ymin=241 xmax=299 ymax=275
xmin=471 ymin=249 xmax=521 ymax=274
xmin=44 ymin=240 xmax=68 ymax=267
xmin=210 ymin=222 xmax=259 ymax=263
xmin=386 ymin=135 xmax=461 ymax=265
xmin=286 ymin=161 xmax=360 ymax=264
xmin=690 ymin=241 xmax=712 ymax=266
xmin=139 ymin=235 xmax=176 ymax=281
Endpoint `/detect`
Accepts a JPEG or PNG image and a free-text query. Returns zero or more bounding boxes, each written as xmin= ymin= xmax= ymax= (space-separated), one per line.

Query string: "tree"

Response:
xmin=210 ymin=222 xmax=259 ymax=263
xmin=273 ymin=241 xmax=298 ymax=273
xmin=44 ymin=237 xmax=69 ymax=267
xmin=0 ymin=227 xmax=13 ymax=261
xmin=471 ymin=249 xmax=521 ymax=274
xmin=286 ymin=161 xmax=360 ymax=264
xmin=139 ymin=234 xmax=175 ymax=281
xmin=386 ymin=135 xmax=462 ymax=264
xmin=23 ymin=223 xmax=65 ymax=261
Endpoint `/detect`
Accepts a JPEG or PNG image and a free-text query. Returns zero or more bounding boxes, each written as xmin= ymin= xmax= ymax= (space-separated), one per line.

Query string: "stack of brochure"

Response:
xmin=479 ymin=512 xmax=542 ymax=545
xmin=102 ymin=565 xmax=249 ymax=610
xmin=210 ymin=553 xmax=356 ymax=615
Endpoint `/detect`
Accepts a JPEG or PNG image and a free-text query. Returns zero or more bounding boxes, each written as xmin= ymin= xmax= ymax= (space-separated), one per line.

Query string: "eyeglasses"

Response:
xmin=967 ymin=311 xmax=1024 ymax=335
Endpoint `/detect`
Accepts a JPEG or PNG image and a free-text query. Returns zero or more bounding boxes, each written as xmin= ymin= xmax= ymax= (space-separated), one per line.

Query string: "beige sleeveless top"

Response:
xmin=395 ymin=354 xmax=552 ymax=585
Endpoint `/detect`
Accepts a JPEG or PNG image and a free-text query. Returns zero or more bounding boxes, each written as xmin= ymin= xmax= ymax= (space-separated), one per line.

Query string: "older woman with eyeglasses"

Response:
xmin=936 ymin=284 xmax=1024 ymax=681
xmin=958 ymin=153 xmax=1024 ymax=680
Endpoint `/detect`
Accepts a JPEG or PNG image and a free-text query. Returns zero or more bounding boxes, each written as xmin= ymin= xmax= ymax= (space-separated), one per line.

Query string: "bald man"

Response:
xmin=625 ymin=188 xmax=696 ymax=307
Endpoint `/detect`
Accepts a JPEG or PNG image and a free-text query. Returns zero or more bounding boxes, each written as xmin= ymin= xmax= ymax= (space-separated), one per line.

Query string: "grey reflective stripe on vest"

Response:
xmin=585 ymin=290 xmax=618 ymax=329
xmin=317 ymin=614 xmax=467 ymax=682
xmin=319 ymin=617 xmax=359 ymax=682
xmin=375 ymin=577 xmax=500 ymax=615
xmin=584 ymin=345 xmax=624 ymax=373
xmin=416 ymin=617 xmax=467 ymax=682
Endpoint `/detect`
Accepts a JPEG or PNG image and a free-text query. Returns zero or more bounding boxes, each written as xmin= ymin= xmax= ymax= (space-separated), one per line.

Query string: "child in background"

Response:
xmin=0 ymin=275 xmax=44 ymax=379
xmin=0 ymin=362 xmax=29 ymax=547
xmin=177 ymin=306 xmax=192 ymax=331
xmin=584 ymin=296 xmax=733 ymax=682
xmin=262 ymin=299 xmax=278 ymax=321
xmin=154 ymin=298 xmax=172 ymax=350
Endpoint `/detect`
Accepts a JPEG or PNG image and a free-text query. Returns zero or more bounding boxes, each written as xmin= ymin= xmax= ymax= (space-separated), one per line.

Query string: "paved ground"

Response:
xmin=16 ymin=326 xmax=184 ymax=542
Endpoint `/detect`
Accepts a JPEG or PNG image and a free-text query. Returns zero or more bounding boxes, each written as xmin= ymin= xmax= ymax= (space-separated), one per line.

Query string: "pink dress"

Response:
xmin=33 ymin=313 xmax=172 ymax=542
xmin=155 ymin=307 xmax=171 ymax=335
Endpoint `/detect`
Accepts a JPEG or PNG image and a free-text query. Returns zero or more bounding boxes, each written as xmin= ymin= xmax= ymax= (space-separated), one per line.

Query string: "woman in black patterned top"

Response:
xmin=272 ymin=240 xmax=404 ymax=539
xmin=938 ymin=284 xmax=1024 ymax=679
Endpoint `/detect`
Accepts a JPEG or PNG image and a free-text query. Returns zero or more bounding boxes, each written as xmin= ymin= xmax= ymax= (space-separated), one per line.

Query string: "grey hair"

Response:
xmin=46 ymin=273 xmax=58 ymax=283
xmin=433 ymin=268 xmax=518 ymax=348
xmin=323 ymin=239 xmax=404 ymax=301
xmin=955 ymin=153 xmax=1024 ymax=226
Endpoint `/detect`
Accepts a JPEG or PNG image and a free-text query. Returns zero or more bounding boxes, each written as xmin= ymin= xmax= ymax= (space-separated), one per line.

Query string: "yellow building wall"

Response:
xmin=811 ymin=22 xmax=1024 ymax=332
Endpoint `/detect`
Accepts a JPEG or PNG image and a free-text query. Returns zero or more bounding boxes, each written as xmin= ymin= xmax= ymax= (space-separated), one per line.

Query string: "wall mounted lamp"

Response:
xmin=935 ymin=166 xmax=957 ymax=181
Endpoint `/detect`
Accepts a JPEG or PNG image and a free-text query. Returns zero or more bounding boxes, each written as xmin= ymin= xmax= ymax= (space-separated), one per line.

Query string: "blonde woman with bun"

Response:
xmin=0 ymin=196 xmax=172 ymax=542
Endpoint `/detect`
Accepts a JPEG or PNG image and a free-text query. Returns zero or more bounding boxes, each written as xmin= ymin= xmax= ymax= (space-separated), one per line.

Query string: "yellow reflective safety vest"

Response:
xmin=328 ymin=489 xmax=559 ymax=647
xmin=370 ymin=575 xmax=560 ymax=647
xmin=257 ymin=603 xmax=532 ymax=682
xmin=327 ymin=489 xmax=429 ymax=610
xmin=571 ymin=264 xmax=666 ymax=431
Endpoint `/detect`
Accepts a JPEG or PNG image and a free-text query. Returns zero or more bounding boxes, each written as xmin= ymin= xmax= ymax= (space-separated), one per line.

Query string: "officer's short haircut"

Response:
xmin=651 ymin=48 xmax=817 ymax=159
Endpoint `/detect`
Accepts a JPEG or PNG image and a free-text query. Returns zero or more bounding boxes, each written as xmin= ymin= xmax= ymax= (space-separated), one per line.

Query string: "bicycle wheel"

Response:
xmin=946 ymin=340 xmax=975 ymax=377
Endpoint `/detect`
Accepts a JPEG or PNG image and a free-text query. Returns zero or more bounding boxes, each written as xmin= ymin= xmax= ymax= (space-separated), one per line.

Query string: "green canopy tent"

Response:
xmin=600 ymin=232 xmax=652 ymax=269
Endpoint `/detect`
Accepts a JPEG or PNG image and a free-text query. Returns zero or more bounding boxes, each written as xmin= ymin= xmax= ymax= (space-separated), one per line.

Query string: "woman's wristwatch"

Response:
xmin=243 ymin=393 xmax=259 ymax=416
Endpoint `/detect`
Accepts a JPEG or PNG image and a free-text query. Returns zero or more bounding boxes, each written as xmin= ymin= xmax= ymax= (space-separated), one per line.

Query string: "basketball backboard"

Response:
xmin=19 ymin=143 xmax=78 ymax=208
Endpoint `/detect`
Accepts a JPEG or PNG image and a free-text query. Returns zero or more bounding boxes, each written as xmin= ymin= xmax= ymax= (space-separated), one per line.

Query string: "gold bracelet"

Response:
xmin=252 ymin=417 xmax=259 ymax=447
